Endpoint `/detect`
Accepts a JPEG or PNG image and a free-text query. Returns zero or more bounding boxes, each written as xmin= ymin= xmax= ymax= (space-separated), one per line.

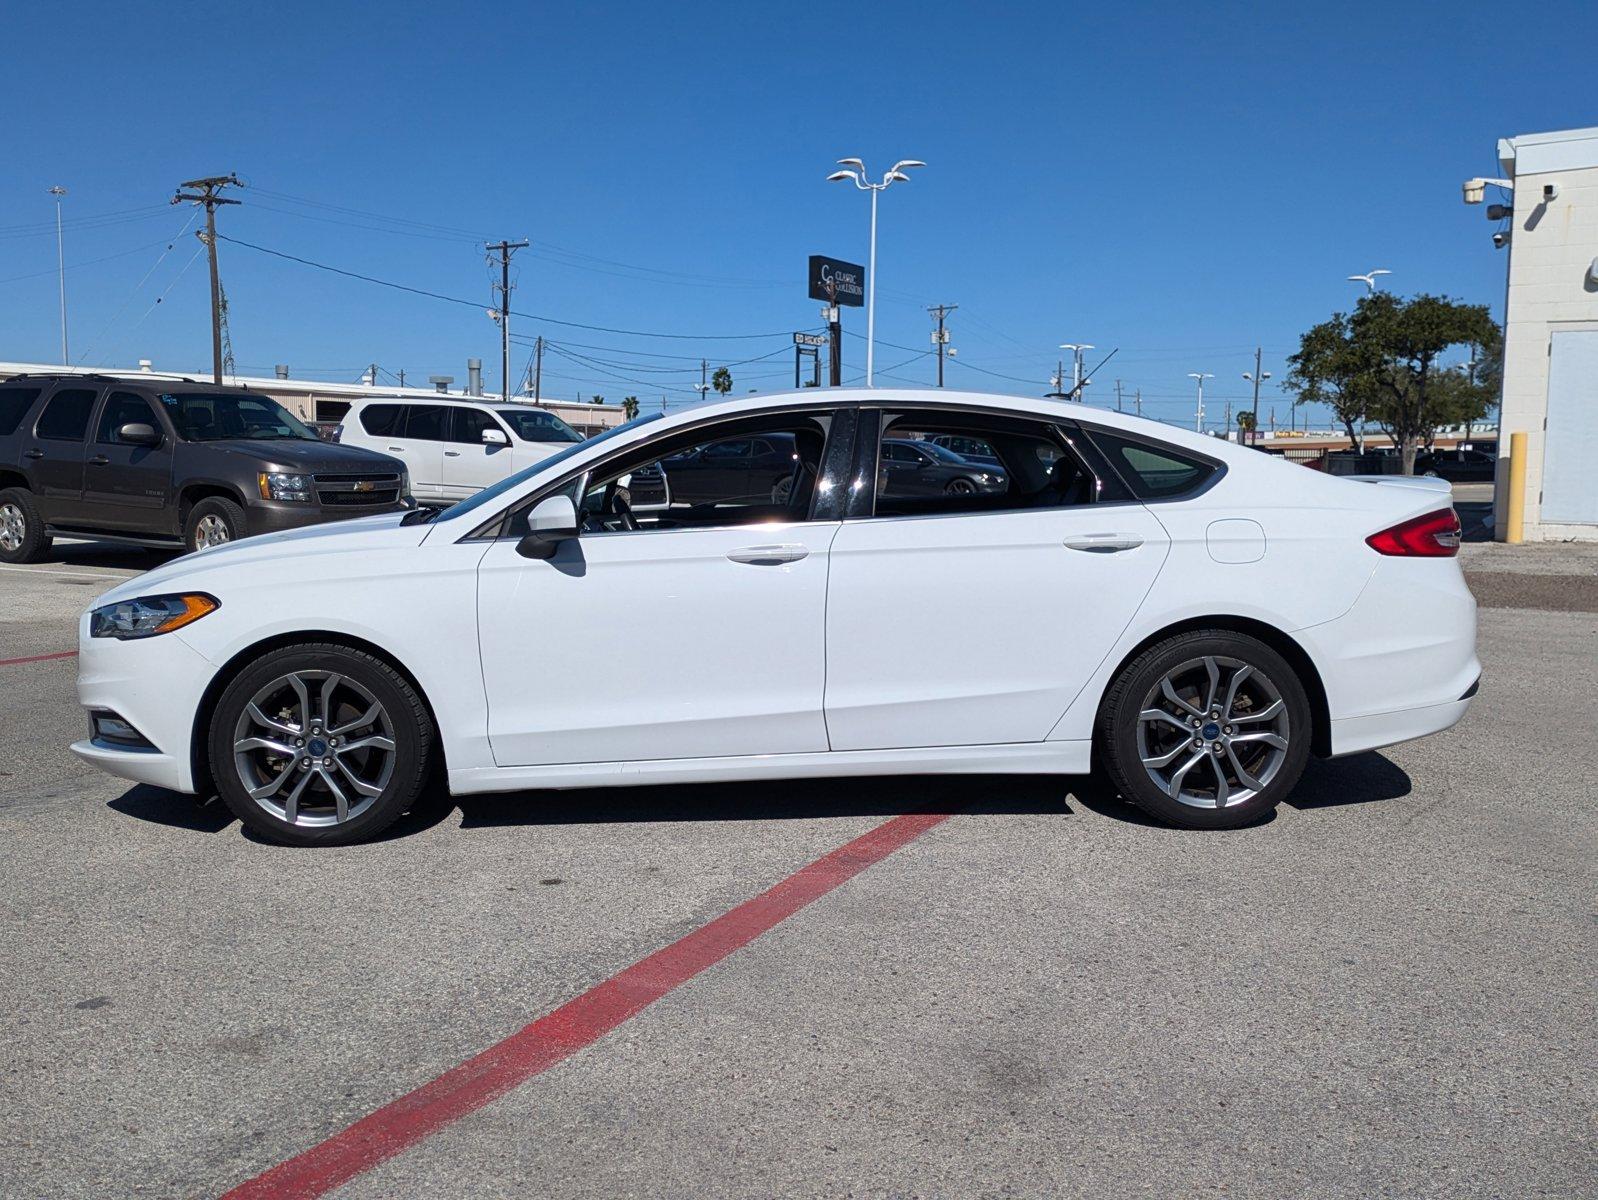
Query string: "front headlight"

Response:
xmin=399 ymin=469 xmax=412 ymax=501
xmin=90 ymin=593 xmax=219 ymax=640
xmin=258 ymin=472 xmax=313 ymax=502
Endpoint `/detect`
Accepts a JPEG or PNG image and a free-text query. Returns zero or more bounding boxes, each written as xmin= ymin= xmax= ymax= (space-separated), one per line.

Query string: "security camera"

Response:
xmin=1486 ymin=203 xmax=1512 ymax=221
xmin=1543 ymin=182 xmax=1560 ymax=202
xmin=1492 ymin=230 xmax=1510 ymax=250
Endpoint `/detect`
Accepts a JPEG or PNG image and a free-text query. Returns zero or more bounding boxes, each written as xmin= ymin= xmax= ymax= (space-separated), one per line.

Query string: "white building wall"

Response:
xmin=1494 ymin=127 xmax=1598 ymax=541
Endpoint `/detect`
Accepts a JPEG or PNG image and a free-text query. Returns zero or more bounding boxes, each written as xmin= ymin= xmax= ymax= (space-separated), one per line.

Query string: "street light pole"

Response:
xmin=827 ymin=157 xmax=925 ymax=386
xmin=1242 ymin=348 xmax=1271 ymax=446
xmin=48 ymin=186 xmax=68 ymax=363
xmin=1188 ymin=372 xmax=1215 ymax=432
xmin=1060 ymin=343 xmax=1094 ymax=401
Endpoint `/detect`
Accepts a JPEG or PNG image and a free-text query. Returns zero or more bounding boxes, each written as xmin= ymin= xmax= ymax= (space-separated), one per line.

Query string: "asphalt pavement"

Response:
xmin=1 ymin=531 xmax=1594 ymax=1199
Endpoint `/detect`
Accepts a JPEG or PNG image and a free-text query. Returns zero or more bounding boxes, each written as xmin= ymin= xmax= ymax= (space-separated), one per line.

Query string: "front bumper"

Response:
xmin=245 ymin=497 xmax=412 ymax=537
xmin=69 ymin=619 xmax=217 ymax=793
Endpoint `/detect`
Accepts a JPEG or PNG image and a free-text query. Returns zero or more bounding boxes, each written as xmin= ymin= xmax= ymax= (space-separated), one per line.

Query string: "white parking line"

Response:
xmin=0 ymin=564 xmax=128 ymax=582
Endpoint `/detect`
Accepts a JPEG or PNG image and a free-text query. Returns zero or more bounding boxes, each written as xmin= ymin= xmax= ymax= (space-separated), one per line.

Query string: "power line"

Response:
xmin=216 ymin=234 xmax=801 ymax=341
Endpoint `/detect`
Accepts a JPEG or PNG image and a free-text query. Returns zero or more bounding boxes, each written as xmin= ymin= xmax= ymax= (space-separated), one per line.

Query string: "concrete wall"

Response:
xmin=1495 ymin=128 xmax=1598 ymax=541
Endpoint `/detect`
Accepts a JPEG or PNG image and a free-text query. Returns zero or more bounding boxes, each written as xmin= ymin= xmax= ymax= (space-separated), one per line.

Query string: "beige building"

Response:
xmin=1483 ymin=126 xmax=1598 ymax=541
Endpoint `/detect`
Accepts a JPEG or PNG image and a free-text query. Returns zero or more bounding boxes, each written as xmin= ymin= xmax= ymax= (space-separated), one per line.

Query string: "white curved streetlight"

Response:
xmin=1348 ymin=269 xmax=1391 ymax=293
xmin=1059 ymin=343 xmax=1094 ymax=400
xmin=1187 ymin=372 xmax=1215 ymax=432
xmin=828 ymin=157 xmax=925 ymax=385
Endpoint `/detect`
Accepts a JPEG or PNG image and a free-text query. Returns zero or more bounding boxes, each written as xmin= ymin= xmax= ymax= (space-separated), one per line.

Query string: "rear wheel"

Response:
xmin=1097 ymin=630 xmax=1311 ymax=829
xmin=208 ymin=643 xmax=434 ymax=846
xmin=185 ymin=496 xmax=245 ymax=552
xmin=0 ymin=488 xmax=50 ymax=564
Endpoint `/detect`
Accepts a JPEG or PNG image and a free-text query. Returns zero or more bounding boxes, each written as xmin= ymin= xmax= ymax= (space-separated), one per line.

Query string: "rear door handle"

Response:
xmin=727 ymin=544 xmax=809 ymax=565
xmin=387 ymin=446 xmax=405 ymax=452
xmin=23 ymin=449 xmax=44 ymax=459
xmin=444 ymin=450 xmax=460 ymax=457
xmin=88 ymin=455 xmax=109 ymax=466
xmin=1065 ymin=533 xmax=1144 ymax=553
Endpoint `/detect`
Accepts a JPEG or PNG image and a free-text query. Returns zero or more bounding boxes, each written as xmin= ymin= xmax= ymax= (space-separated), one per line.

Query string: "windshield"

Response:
xmin=160 ymin=393 xmax=319 ymax=442
xmin=434 ymin=412 xmax=664 ymax=524
xmin=922 ymin=441 xmax=974 ymax=464
xmin=496 ymin=408 xmax=582 ymax=444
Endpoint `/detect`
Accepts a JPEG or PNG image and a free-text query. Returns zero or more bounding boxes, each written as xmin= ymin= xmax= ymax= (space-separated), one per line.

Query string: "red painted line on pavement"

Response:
xmin=221 ymin=806 xmax=956 ymax=1200
xmin=0 ymin=649 xmax=77 ymax=667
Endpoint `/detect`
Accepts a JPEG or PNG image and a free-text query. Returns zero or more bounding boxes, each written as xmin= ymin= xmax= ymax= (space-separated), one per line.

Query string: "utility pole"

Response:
xmin=1114 ymin=379 xmax=1124 ymax=412
xmin=927 ymin=303 xmax=956 ymax=387
xmin=48 ymin=186 xmax=68 ymax=363
xmin=1224 ymin=401 xmax=1232 ymax=441
xmin=171 ymin=174 xmax=241 ymax=385
xmin=486 ymin=240 xmax=529 ymax=402
xmin=1243 ymin=346 xmax=1272 ymax=448
xmin=1135 ymin=389 xmax=1142 ymax=418
xmin=532 ymin=335 xmax=544 ymax=403
xmin=397 ymin=369 xmax=406 ymax=388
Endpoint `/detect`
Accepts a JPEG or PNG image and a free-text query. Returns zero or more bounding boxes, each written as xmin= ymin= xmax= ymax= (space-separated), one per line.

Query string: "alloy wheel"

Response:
xmin=194 ymin=514 xmax=232 ymax=550
xmin=232 ymin=670 xmax=396 ymax=827
xmin=0 ymin=503 xmax=23 ymax=553
xmin=1135 ymin=655 xmax=1291 ymax=809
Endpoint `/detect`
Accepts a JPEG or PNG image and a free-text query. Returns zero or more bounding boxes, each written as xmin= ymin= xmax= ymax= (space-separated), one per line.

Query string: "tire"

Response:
xmin=945 ymin=478 xmax=976 ymax=496
xmin=1096 ymin=630 xmax=1312 ymax=830
xmin=208 ymin=642 xmax=435 ymax=846
xmin=0 ymin=488 xmax=51 ymax=564
xmin=185 ymin=496 xmax=246 ymax=553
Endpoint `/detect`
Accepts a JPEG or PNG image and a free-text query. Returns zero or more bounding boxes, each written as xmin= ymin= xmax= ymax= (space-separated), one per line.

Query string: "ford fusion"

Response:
xmin=73 ymin=390 xmax=1478 ymax=846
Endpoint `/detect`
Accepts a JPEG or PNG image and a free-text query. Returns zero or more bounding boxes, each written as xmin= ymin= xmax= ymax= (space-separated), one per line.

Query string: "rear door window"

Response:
xmin=95 ymin=392 xmax=160 ymax=444
xmin=0 ymin=386 xmax=42 ymax=436
xmin=34 ymin=388 xmax=99 ymax=441
xmin=359 ymin=404 xmax=404 ymax=436
xmin=402 ymin=405 xmax=447 ymax=441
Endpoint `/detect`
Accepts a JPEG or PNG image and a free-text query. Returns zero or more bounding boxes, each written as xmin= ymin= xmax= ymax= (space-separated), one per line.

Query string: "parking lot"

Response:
xmin=2 ymin=519 xmax=1595 ymax=1198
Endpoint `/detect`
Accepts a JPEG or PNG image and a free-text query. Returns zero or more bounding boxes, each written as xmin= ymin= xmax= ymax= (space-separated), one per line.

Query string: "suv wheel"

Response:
xmin=185 ymin=496 xmax=246 ymax=552
xmin=208 ymin=642 xmax=435 ymax=846
xmin=0 ymin=488 xmax=51 ymax=564
xmin=1097 ymin=630 xmax=1312 ymax=829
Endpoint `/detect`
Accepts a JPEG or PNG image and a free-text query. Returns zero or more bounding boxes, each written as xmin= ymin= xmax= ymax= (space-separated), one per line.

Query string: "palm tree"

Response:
xmin=711 ymin=367 xmax=733 ymax=397
xmin=622 ymin=396 xmax=640 ymax=420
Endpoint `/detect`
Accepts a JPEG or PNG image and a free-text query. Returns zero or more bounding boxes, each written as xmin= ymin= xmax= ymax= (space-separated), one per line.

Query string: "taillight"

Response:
xmin=1366 ymin=508 xmax=1461 ymax=557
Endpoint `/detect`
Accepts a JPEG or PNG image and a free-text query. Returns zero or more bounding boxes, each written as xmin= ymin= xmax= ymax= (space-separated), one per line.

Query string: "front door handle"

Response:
xmin=387 ymin=446 xmax=405 ymax=452
xmin=1065 ymin=533 xmax=1144 ymax=553
xmin=727 ymin=544 xmax=809 ymax=566
xmin=444 ymin=450 xmax=460 ymax=457
xmin=23 ymin=449 xmax=44 ymax=460
xmin=88 ymin=454 xmax=110 ymax=465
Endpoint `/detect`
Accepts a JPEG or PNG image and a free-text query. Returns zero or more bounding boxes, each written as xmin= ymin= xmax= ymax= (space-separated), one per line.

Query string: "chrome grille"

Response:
xmin=313 ymin=471 xmax=402 ymax=506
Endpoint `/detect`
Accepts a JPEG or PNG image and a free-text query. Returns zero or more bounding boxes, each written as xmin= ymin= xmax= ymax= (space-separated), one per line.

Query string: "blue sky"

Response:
xmin=3 ymin=0 xmax=1592 ymax=428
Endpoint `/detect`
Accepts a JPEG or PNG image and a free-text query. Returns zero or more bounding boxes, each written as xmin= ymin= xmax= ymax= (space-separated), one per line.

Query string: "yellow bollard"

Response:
xmin=1506 ymin=430 xmax=1528 ymax=545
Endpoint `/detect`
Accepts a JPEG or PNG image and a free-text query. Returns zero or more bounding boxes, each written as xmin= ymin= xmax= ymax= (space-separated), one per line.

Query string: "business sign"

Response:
xmin=808 ymin=255 xmax=865 ymax=307
xmin=793 ymin=331 xmax=828 ymax=347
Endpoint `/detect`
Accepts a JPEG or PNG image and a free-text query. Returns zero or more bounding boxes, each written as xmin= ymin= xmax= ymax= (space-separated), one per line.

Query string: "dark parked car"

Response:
xmin=1415 ymin=448 xmax=1497 ymax=482
xmin=878 ymin=437 xmax=1008 ymax=499
xmin=926 ymin=433 xmax=1002 ymax=467
xmin=654 ymin=431 xmax=808 ymax=507
xmin=0 ymin=374 xmax=411 ymax=563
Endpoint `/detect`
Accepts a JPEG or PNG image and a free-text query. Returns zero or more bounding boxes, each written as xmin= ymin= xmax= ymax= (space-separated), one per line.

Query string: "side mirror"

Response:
xmin=482 ymin=427 xmax=510 ymax=446
xmin=515 ymin=494 xmax=579 ymax=559
xmin=119 ymin=422 xmax=161 ymax=447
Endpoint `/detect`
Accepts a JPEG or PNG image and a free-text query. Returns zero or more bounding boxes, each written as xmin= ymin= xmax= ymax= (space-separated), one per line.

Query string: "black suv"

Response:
xmin=0 ymin=374 xmax=411 ymax=563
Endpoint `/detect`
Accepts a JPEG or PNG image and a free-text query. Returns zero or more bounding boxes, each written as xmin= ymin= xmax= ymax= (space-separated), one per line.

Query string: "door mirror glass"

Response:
xmin=118 ymin=422 xmax=161 ymax=447
xmin=516 ymin=494 xmax=579 ymax=559
xmin=482 ymin=427 xmax=510 ymax=446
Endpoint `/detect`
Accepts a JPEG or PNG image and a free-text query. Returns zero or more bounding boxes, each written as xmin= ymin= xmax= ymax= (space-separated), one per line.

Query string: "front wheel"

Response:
xmin=208 ymin=643 xmax=435 ymax=846
xmin=185 ymin=496 xmax=245 ymax=553
xmin=1096 ymin=630 xmax=1311 ymax=829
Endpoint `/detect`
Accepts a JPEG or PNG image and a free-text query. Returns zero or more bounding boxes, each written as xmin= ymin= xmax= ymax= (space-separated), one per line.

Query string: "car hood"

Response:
xmin=86 ymin=512 xmax=426 ymax=609
xmin=183 ymin=438 xmax=403 ymax=473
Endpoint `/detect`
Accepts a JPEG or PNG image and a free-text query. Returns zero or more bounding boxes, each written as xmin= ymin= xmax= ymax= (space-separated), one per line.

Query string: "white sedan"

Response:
xmin=71 ymin=390 xmax=1478 ymax=845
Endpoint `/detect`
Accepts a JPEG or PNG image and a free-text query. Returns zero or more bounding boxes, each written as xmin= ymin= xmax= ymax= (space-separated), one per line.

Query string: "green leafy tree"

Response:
xmin=1235 ymin=410 xmax=1256 ymax=442
xmin=1425 ymin=364 xmax=1495 ymax=446
xmin=711 ymin=366 xmax=733 ymax=397
xmin=1350 ymin=292 xmax=1497 ymax=474
xmin=622 ymin=396 xmax=640 ymax=420
xmin=1285 ymin=312 xmax=1377 ymax=451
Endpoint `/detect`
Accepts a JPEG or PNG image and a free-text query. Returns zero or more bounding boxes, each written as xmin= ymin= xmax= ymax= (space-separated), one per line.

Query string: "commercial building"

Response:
xmin=1478 ymin=126 xmax=1598 ymax=541
xmin=0 ymin=360 xmax=627 ymax=437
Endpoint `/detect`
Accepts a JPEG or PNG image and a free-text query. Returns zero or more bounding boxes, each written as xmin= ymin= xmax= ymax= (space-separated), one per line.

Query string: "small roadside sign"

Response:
xmin=793 ymin=332 xmax=828 ymax=347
